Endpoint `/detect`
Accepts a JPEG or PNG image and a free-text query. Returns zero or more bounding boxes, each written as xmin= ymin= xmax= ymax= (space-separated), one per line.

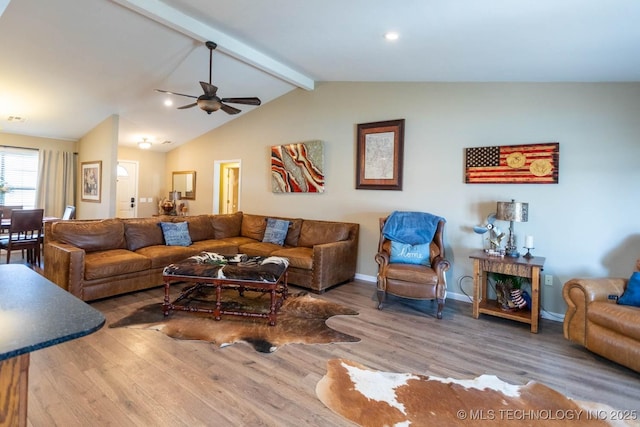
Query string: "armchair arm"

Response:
xmin=562 ymin=277 xmax=628 ymax=345
xmin=432 ymin=255 xmax=451 ymax=297
xmin=44 ymin=241 xmax=86 ymax=299
xmin=374 ymin=250 xmax=390 ymax=290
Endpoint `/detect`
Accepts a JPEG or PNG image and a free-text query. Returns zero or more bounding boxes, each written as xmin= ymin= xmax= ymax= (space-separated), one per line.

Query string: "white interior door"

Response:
xmin=213 ymin=160 xmax=241 ymax=214
xmin=116 ymin=160 xmax=138 ymax=218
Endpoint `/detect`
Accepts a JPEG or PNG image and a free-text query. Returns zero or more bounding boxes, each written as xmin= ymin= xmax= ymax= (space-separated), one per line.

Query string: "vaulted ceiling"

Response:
xmin=1 ymin=0 xmax=639 ymax=151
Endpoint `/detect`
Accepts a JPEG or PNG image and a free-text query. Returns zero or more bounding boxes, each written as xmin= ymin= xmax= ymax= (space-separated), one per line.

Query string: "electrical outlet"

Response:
xmin=544 ymin=275 xmax=553 ymax=286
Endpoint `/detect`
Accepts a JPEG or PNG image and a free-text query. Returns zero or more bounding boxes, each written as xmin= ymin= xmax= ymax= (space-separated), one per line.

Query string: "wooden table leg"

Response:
xmin=530 ymin=266 xmax=541 ymax=333
xmin=472 ymin=259 xmax=480 ymax=319
xmin=163 ymin=279 xmax=171 ymax=316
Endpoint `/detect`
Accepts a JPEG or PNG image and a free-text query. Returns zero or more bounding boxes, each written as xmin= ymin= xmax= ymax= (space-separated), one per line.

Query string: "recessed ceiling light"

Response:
xmin=164 ymin=98 xmax=173 ymax=107
xmin=384 ymin=32 xmax=399 ymax=41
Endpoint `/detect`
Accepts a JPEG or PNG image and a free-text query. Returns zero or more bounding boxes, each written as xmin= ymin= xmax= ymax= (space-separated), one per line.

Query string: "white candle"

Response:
xmin=525 ymin=235 xmax=534 ymax=248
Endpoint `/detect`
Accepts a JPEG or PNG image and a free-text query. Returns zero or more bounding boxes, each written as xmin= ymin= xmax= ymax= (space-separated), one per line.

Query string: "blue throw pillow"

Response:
xmin=159 ymin=222 xmax=192 ymax=246
xmin=618 ymin=272 xmax=640 ymax=307
xmin=390 ymin=241 xmax=431 ymax=266
xmin=262 ymin=218 xmax=290 ymax=246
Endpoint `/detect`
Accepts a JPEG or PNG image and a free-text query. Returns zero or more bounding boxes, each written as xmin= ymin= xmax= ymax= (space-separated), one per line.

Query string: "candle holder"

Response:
xmin=523 ymin=247 xmax=534 ymax=259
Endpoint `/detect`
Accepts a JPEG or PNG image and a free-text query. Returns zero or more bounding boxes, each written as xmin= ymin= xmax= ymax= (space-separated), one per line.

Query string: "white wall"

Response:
xmin=78 ymin=114 xmax=119 ymax=219
xmin=167 ymin=82 xmax=640 ymax=315
xmin=117 ymin=146 xmax=167 ymax=217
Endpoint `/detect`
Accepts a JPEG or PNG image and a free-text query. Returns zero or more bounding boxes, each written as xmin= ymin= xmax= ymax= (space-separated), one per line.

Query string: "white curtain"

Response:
xmin=36 ymin=150 xmax=76 ymax=217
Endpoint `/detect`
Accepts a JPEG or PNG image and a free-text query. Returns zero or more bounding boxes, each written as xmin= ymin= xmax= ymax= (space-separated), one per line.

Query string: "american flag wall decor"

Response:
xmin=464 ymin=142 xmax=559 ymax=184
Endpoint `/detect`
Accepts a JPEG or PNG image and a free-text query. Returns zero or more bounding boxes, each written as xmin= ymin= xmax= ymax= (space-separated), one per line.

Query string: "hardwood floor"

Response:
xmin=23 ymin=279 xmax=640 ymax=426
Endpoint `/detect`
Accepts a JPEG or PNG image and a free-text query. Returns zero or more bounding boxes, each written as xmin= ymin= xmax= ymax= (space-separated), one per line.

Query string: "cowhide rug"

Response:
xmin=110 ymin=289 xmax=360 ymax=353
xmin=316 ymin=359 xmax=638 ymax=427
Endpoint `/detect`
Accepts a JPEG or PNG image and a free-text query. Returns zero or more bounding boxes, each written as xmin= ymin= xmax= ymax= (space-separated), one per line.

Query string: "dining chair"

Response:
xmin=0 ymin=205 xmax=23 ymax=218
xmin=0 ymin=205 xmax=23 ymax=234
xmin=0 ymin=209 xmax=44 ymax=264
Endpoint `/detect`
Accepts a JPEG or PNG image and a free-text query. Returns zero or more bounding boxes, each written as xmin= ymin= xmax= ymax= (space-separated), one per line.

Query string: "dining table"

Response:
xmin=0 ymin=216 xmax=59 ymax=231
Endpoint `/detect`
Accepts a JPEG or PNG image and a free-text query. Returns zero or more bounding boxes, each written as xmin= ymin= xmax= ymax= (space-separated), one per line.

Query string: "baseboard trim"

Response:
xmin=353 ymin=273 xmax=563 ymax=322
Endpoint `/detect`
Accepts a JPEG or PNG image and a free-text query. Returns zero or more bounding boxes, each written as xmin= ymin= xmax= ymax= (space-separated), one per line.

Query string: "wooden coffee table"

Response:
xmin=162 ymin=252 xmax=289 ymax=326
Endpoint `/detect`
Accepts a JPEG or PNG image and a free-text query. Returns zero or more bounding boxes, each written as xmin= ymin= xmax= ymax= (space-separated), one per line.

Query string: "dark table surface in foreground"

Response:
xmin=0 ymin=264 xmax=105 ymax=361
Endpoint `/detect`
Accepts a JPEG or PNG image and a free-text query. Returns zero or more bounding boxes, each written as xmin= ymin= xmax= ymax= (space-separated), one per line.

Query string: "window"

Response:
xmin=0 ymin=146 xmax=39 ymax=209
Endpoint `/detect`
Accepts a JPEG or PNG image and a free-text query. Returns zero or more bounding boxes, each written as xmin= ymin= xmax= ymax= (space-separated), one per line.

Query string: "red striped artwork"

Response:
xmin=465 ymin=143 xmax=559 ymax=184
xmin=271 ymin=140 xmax=325 ymax=193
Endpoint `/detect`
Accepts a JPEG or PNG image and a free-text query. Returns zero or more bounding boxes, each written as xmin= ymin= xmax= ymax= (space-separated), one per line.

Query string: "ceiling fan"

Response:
xmin=156 ymin=41 xmax=261 ymax=115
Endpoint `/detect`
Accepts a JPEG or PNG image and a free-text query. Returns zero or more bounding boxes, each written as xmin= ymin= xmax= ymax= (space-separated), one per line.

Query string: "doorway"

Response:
xmin=213 ymin=160 xmax=241 ymax=214
xmin=116 ymin=160 xmax=138 ymax=218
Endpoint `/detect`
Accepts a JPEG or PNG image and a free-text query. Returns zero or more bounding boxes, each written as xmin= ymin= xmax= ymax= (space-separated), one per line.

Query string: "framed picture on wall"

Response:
xmin=81 ymin=160 xmax=102 ymax=202
xmin=356 ymin=119 xmax=405 ymax=190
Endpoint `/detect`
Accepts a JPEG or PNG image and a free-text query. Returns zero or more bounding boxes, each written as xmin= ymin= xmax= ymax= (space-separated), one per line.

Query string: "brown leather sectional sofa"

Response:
xmin=44 ymin=212 xmax=359 ymax=301
xmin=563 ymin=270 xmax=640 ymax=373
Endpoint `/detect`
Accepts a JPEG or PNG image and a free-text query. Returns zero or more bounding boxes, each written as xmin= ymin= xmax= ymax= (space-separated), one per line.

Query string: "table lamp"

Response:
xmin=495 ymin=199 xmax=528 ymax=258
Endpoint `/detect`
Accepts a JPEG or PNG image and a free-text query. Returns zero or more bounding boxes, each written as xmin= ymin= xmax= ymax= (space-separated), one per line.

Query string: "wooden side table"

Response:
xmin=469 ymin=250 xmax=545 ymax=333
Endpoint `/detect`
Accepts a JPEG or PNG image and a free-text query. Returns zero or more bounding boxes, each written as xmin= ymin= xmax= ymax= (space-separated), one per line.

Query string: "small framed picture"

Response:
xmin=356 ymin=119 xmax=405 ymax=190
xmin=81 ymin=161 xmax=102 ymax=202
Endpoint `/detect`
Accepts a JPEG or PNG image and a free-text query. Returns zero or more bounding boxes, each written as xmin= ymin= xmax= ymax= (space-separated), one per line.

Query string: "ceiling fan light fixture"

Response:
xmin=164 ymin=98 xmax=173 ymax=107
xmin=138 ymin=139 xmax=152 ymax=149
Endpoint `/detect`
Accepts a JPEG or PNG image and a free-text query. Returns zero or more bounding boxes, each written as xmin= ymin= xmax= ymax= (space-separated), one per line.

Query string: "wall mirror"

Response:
xmin=172 ymin=171 xmax=196 ymax=200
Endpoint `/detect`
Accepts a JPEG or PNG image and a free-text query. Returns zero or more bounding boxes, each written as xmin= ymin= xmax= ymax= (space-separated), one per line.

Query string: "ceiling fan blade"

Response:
xmin=177 ymin=102 xmax=198 ymax=109
xmin=155 ymin=89 xmax=198 ymax=99
xmin=220 ymin=97 xmax=261 ymax=106
xmin=220 ymin=103 xmax=241 ymax=115
xmin=200 ymin=81 xmax=218 ymax=97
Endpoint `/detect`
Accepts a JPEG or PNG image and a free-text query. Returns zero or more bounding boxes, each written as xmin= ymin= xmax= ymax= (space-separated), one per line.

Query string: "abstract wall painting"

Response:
xmin=465 ymin=142 xmax=559 ymax=184
xmin=271 ymin=140 xmax=325 ymax=193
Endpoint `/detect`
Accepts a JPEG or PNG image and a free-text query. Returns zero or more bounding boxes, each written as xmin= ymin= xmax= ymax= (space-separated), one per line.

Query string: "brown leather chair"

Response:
xmin=375 ymin=215 xmax=451 ymax=319
xmin=0 ymin=208 xmax=44 ymax=264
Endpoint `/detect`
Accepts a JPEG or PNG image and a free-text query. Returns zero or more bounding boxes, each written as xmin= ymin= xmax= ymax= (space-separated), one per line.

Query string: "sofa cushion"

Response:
xmin=297 ymin=220 xmax=350 ymax=248
xmin=184 ymin=215 xmax=216 ymax=242
xmin=159 ymin=222 xmax=192 ymax=246
xmin=240 ymin=242 xmax=284 ymax=257
xmin=262 ymin=218 xmax=290 ymax=245
xmin=618 ymin=272 xmax=640 ymax=307
xmin=261 ymin=216 xmax=301 ymax=247
xmin=271 ymin=247 xmax=313 ymax=270
xmin=189 ymin=240 xmax=238 ymax=255
xmin=241 ymin=214 xmax=267 ymax=240
xmin=124 ymin=218 xmax=164 ymax=251
xmin=135 ymin=245 xmax=198 ymax=269
xmin=53 ymin=219 xmax=126 ymax=252
xmin=588 ymin=301 xmax=640 ymax=341
xmin=211 ymin=211 xmax=243 ymax=239
xmin=84 ymin=249 xmax=151 ymax=280
xmin=283 ymin=218 xmax=303 ymax=247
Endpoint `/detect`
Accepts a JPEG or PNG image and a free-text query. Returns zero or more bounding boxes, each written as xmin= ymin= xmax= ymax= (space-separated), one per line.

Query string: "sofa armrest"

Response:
xmin=562 ymin=277 xmax=628 ymax=345
xmin=44 ymin=241 xmax=86 ymax=299
xmin=313 ymin=239 xmax=358 ymax=290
